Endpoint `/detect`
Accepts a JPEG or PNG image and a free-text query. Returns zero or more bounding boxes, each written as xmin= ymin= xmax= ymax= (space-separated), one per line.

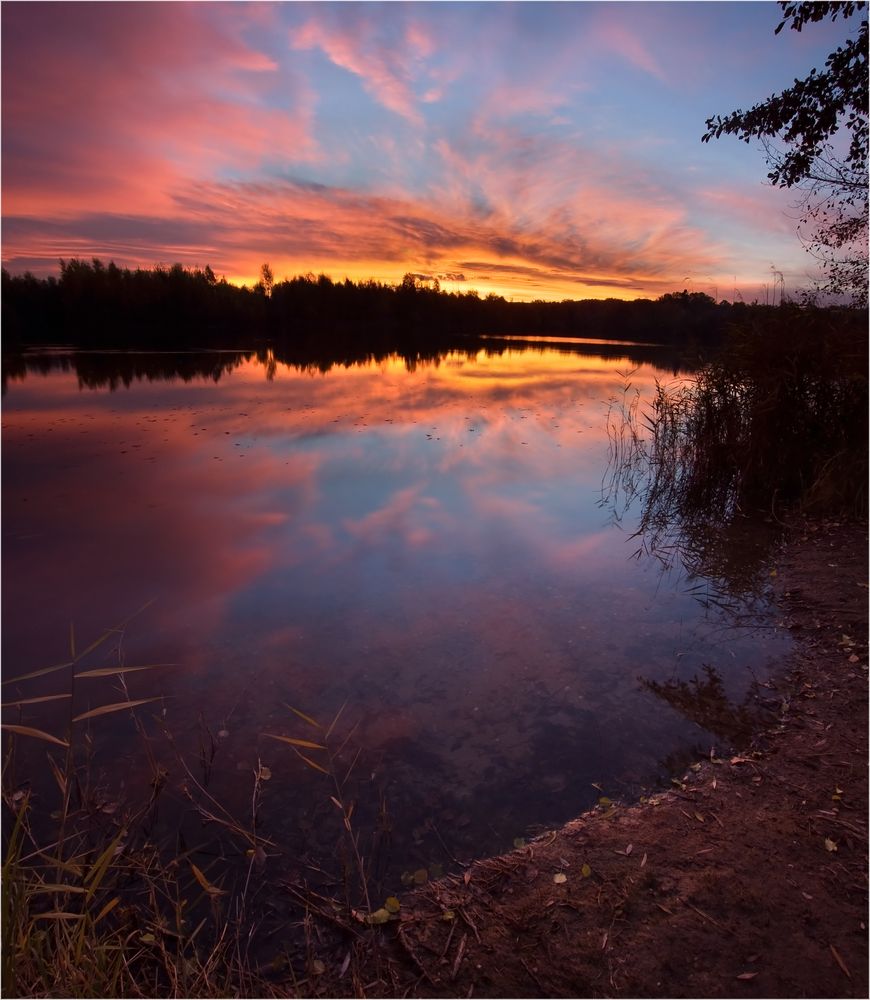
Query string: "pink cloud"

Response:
xmin=2 ymin=3 xmax=316 ymax=218
xmin=589 ymin=18 xmax=668 ymax=82
xmin=291 ymin=13 xmax=424 ymax=123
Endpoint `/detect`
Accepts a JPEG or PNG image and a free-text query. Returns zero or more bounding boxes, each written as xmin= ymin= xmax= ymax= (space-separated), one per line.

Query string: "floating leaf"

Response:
xmin=824 ymin=837 xmax=838 ymax=852
xmin=581 ymin=863 xmax=592 ymax=878
xmin=217 ymin=729 xmax=230 ymax=739
xmin=598 ymin=796 xmax=612 ymax=808
xmin=190 ymin=862 xmax=226 ymax=896
xmin=72 ymin=698 xmax=161 ymax=723
xmin=553 ymin=872 xmax=567 ymax=884
xmin=262 ymin=733 xmax=325 ymax=750
xmin=513 ymin=837 xmax=526 ymax=849
xmin=258 ymin=765 xmax=272 ymax=781
xmin=384 ymin=896 xmax=401 ymax=914
xmin=246 ymin=845 xmax=268 ymax=867
xmin=413 ymin=868 xmax=428 ymax=885
xmin=1 ymin=724 xmax=69 ymax=748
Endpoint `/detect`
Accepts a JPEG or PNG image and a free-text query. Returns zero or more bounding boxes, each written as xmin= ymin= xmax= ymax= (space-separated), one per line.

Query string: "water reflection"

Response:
xmin=2 ymin=345 xmax=789 ymax=879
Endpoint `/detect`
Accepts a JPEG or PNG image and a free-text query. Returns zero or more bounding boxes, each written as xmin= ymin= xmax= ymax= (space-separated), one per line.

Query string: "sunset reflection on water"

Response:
xmin=3 ymin=346 xmax=788 ymax=868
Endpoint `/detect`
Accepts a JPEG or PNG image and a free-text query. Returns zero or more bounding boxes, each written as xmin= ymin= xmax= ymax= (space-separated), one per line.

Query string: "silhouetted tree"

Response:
xmin=703 ymin=2 xmax=868 ymax=304
xmin=260 ymin=262 xmax=274 ymax=297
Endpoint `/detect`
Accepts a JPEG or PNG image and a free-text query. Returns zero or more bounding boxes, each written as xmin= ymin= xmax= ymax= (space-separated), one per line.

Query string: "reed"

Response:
xmin=604 ymin=306 xmax=868 ymax=582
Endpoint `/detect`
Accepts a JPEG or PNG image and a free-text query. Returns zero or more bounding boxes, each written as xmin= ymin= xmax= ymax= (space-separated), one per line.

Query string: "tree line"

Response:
xmin=2 ymin=258 xmax=791 ymax=354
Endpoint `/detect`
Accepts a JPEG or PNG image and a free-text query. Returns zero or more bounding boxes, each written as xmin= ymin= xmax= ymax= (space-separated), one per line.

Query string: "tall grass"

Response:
xmin=1 ymin=613 xmax=406 ymax=997
xmin=603 ymin=307 xmax=867 ymax=584
xmin=0 ymin=612 xmax=286 ymax=998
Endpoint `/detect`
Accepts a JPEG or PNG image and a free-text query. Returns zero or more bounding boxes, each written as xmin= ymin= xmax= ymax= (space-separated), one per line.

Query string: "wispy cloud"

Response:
xmin=2 ymin=1 xmax=833 ymax=298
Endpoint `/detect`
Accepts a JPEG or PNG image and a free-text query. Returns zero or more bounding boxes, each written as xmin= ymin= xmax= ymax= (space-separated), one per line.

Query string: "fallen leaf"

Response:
xmin=581 ymin=863 xmax=592 ymax=878
xmin=384 ymin=896 xmax=401 ymax=914
xmin=736 ymin=971 xmax=758 ymax=981
xmin=553 ymin=872 xmax=567 ymax=884
xmin=442 ymin=909 xmax=455 ymax=921
xmin=513 ymin=837 xmax=526 ymax=849
xmin=625 ymin=843 xmax=634 ymax=856
xmin=848 ymin=654 xmax=859 ymax=663
xmin=367 ymin=908 xmax=391 ymax=925
xmin=311 ymin=959 xmax=326 ymax=975
xmin=413 ymin=868 xmax=428 ymax=885
xmin=824 ymin=838 xmax=838 ymax=852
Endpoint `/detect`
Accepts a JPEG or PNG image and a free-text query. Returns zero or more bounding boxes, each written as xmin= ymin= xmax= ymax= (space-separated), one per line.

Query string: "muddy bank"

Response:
xmin=302 ymin=517 xmax=867 ymax=998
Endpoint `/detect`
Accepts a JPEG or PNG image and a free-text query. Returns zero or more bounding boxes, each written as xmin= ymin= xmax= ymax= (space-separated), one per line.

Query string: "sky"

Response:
xmin=0 ymin=1 xmax=857 ymax=302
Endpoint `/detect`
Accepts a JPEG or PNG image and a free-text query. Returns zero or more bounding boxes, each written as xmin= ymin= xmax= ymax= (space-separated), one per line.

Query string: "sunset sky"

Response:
xmin=1 ymin=1 xmax=854 ymax=301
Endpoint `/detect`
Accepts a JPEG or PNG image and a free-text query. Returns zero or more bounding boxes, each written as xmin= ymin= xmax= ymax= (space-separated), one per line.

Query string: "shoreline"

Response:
xmin=307 ymin=516 xmax=868 ymax=998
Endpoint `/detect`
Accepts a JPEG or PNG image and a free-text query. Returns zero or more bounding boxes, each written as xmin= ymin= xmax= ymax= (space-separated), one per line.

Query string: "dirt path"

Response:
xmin=314 ymin=517 xmax=867 ymax=999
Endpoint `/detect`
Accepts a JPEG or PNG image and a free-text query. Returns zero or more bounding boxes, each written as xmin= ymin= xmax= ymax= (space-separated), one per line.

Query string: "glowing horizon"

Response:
xmin=2 ymin=2 xmax=853 ymax=303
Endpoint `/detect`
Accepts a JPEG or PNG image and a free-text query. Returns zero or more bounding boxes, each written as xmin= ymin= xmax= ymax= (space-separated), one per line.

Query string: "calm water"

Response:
xmin=3 ymin=344 xmax=788 ymax=880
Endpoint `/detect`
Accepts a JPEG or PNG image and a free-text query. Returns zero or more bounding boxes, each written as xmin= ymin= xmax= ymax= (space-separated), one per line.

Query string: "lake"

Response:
xmin=2 ymin=342 xmax=789 ymax=886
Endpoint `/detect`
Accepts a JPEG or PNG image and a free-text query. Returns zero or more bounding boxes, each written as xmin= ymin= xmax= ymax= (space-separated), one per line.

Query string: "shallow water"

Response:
xmin=3 ymin=344 xmax=788 ymax=880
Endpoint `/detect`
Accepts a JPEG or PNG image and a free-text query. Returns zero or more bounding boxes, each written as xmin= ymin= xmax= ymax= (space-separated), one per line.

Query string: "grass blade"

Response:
xmin=1 ymin=724 xmax=69 ymax=748
xmin=261 ymin=733 xmax=325 ymax=751
xmin=72 ymin=698 xmax=162 ymax=723
xmin=75 ymin=664 xmax=173 ymax=679
xmin=326 ymin=700 xmax=347 ymax=739
xmin=295 ymin=750 xmax=330 ymax=775
xmin=28 ymin=884 xmax=88 ymax=895
xmin=2 ymin=661 xmax=73 ymax=686
xmin=2 ymin=694 xmax=72 ymax=708
xmin=93 ymin=895 xmax=121 ymax=925
xmin=84 ymin=830 xmax=126 ymax=899
xmin=284 ymin=703 xmax=322 ymax=729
